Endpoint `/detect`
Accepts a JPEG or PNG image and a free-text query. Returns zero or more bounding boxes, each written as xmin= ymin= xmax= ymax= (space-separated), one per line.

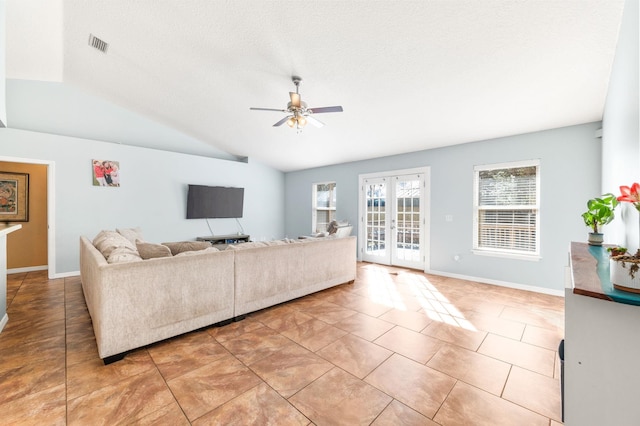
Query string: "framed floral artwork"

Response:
xmin=0 ymin=172 xmax=29 ymax=222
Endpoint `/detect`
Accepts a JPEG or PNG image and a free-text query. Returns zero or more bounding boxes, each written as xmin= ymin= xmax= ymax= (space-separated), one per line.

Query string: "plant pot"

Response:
xmin=610 ymin=258 xmax=640 ymax=293
xmin=588 ymin=232 xmax=604 ymax=246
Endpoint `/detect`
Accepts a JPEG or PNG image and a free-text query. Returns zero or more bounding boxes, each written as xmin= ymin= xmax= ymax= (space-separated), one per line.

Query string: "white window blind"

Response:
xmin=312 ymin=182 xmax=336 ymax=233
xmin=474 ymin=162 xmax=539 ymax=257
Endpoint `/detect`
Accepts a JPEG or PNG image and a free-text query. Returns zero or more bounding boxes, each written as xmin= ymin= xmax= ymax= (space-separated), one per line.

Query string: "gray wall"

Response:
xmin=285 ymin=122 xmax=602 ymax=292
xmin=0 ymin=127 xmax=285 ymax=275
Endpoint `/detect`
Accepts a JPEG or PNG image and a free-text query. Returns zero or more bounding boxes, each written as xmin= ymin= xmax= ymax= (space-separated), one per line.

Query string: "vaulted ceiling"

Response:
xmin=6 ymin=1 xmax=625 ymax=172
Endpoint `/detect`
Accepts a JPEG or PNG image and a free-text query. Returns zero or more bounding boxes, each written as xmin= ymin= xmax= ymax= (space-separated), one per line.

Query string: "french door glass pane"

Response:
xmin=395 ymin=178 xmax=421 ymax=262
xmin=366 ymin=183 xmax=386 ymax=257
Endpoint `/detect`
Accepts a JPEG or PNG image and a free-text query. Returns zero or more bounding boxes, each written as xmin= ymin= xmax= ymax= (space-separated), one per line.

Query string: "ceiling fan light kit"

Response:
xmin=250 ymin=76 xmax=343 ymax=133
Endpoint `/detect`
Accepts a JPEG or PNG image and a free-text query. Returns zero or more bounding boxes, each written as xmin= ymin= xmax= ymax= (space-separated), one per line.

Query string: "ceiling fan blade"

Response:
xmin=250 ymin=107 xmax=287 ymax=112
xmin=308 ymin=106 xmax=343 ymax=114
xmin=273 ymin=116 xmax=291 ymax=127
xmin=306 ymin=115 xmax=324 ymax=128
xmin=290 ymin=92 xmax=301 ymax=108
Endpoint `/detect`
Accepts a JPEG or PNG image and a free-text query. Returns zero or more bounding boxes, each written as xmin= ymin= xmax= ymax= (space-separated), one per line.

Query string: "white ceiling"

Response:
xmin=5 ymin=1 xmax=625 ymax=172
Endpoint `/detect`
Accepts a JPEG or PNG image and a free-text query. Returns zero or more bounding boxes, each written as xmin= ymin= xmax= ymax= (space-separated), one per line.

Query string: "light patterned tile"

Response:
xmin=317 ymin=334 xmax=392 ymax=379
xmin=333 ymin=312 xmax=395 ymax=341
xmin=371 ymin=399 xmax=437 ymax=425
xmin=378 ymin=309 xmax=432 ymax=331
xmin=290 ymin=367 xmax=391 ymax=425
xmin=221 ymin=327 xmax=297 ymax=364
xmin=0 ymin=383 xmax=66 ymax=426
xmin=193 ymin=382 xmax=309 ymax=425
xmin=1 ymin=266 xmax=564 ymax=426
xmin=421 ymin=321 xmax=487 ymax=351
xmin=427 ymin=343 xmax=510 ymax=396
xmin=167 ymin=354 xmax=262 ymax=422
xmin=280 ymin=318 xmax=347 ymax=352
xmin=248 ymin=344 xmax=333 ymax=398
xmin=148 ymin=330 xmax=229 ymax=381
xmin=66 ymin=350 xmax=157 ymax=400
xmin=435 ymin=381 xmax=548 ymax=425
xmin=68 ymin=370 xmax=175 ymax=425
xmin=374 ymin=326 xmax=442 ymax=364
xmin=478 ymin=334 xmax=556 ymax=377
xmin=365 ymin=353 xmax=456 ymax=418
xmin=521 ymin=324 xmax=564 ymax=351
xmin=503 ymin=366 xmax=562 ymax=422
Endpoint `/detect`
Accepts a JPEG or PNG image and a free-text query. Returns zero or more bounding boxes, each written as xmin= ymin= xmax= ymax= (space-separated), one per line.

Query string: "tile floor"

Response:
xmin=0 ymin=263 xmax=564 ymax=425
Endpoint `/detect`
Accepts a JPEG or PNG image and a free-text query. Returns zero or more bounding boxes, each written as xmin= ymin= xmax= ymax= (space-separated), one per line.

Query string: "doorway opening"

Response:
xmin=0 ymin=156 xmax=56 ymax=278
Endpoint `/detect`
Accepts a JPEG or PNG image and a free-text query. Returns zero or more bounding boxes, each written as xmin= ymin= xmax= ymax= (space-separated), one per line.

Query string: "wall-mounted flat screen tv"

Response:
xmin=186 ymin=184 xmax=244 ymax=219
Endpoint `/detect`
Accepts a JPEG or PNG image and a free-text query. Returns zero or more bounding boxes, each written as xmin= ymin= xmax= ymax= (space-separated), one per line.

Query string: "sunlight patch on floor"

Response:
xmin=363 ymin=264 xmax=478 ymax=331
xmin=363 ymin=265 xmax=407 ymax=310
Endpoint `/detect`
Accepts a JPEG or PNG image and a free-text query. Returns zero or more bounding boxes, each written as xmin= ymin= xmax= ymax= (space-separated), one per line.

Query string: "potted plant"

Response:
xmin=607 ymin=246 xmax=627 ymax=257
xmin=610 ymin=183 xmax=640 ymax=292
xmin=581 ymin=193 xmax=619 ymax=246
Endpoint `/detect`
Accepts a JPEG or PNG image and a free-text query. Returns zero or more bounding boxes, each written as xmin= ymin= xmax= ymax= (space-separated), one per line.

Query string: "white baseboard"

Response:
xmin=7 ymin=265 xmax=48 ymax=274
xmin=6 ymin=266 xmax=80 ymax=279
xmin=52 ymin=270 xmax=80 ymax=279
xmin=0 ymin=314 xmax=8 ymax=334
xmin=426 ymin=269 xmax=565 ymax=297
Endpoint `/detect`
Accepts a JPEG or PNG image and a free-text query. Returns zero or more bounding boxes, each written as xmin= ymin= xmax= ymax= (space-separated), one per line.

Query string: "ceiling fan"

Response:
xmin=250 ymin=76 xmax=343 ymax=131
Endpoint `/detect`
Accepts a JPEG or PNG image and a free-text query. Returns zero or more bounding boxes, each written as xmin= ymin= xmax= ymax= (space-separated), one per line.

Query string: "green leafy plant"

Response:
xmin=607 ymin=246 xmax=627 ymax=257
xmin=581 ymin=193 xmax=619 ymax=233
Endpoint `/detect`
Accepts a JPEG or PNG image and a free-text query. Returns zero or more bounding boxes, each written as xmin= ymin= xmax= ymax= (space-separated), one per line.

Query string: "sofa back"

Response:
xmin=233 ymin=236 xmax=356 ymax=315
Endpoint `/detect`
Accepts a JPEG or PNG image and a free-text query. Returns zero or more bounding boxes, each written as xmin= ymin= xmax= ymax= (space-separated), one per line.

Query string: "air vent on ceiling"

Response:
xmin=88 ymin=34 xmax=108 ymax=53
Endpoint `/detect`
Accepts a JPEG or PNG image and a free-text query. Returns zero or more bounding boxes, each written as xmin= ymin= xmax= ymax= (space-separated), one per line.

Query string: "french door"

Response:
xmin=360 ymin=169 xmax=428 ymax=270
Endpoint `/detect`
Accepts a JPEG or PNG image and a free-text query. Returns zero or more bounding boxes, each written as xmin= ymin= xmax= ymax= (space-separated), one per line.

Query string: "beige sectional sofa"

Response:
xmin=79 ymin=231 xmax=356 ymax=363
xmin=232 ymin=237 xmax=357 ymax=316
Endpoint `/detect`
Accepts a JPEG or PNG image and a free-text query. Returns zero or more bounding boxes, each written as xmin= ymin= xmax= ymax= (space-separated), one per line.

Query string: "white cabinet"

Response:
xmin=565 ymin=242 xmax=640 ymax=425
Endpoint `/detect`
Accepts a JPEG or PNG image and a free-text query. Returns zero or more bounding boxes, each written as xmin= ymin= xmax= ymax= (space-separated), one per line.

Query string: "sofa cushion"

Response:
xmin=116 ymin=227 xmax=144 ymax=245
xmin=175 ymin=246 xmax=220 ymax=256
xmin=93 ymin=231 xmax=137 ymax=259
xmin=262 ymin=240 xmax=288 ymax=246
xmin=107 ymin=246 xmax=143 ymax=264
xmin=136 ymin=240 xmax=172 ymax=259
xmin=225 ymin=241 xmax=267 ymax=250
xmin=162 ymin=241 xmax=212 ymax=256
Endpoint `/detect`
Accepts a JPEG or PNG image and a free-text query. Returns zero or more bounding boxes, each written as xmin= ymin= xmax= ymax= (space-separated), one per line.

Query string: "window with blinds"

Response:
xmin=473 ymin=160 xmax=540 ymax=258
xmin=312 ymin=182 xmax=336 ymax=233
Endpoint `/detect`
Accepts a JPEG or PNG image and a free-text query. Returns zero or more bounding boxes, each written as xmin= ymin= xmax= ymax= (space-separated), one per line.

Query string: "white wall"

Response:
xmin=285 ymin=122 xmax=602 ymax=293
xmin=0 ymin=127 xmax=285 ymax=275
xmin=602 ymin=0 xmax=639 ymax=251
xmin=0 ymin=0 xmax=6 ymax=127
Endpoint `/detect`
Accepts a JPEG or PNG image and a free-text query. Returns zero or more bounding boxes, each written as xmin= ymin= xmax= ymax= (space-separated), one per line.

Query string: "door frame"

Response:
xmin=358 ymin=166 xmax=430 ymax=272
xmin=0 ymin=155 xmax=57 ymax=278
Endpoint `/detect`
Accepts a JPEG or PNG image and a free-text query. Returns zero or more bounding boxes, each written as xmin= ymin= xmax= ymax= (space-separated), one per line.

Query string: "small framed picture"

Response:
xmin=92 ymin=159 xmax=120 ymax=187
xmin=0 ymin=171 xmax=29 ymax=222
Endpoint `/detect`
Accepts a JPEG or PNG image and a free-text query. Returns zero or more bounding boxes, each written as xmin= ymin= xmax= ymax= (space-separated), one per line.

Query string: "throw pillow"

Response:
xmin=117 ymin=227 xmax=144 ymax=245
xmin=136 ymin=240 xmax=172 ymax=259
xmin=92 ymin=230 xmax=113 ymax=246
xmin=94 ymin=231 xmax=137 ymax=259
xmin=107 ymin=246 xmax=143 ymax=264
xmin=162 ymin=241 xmax=211 ymax=256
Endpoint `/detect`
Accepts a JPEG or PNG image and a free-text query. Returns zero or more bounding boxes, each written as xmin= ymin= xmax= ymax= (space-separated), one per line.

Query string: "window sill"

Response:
xmin=472 ymin=249 xmax=541 ymax=262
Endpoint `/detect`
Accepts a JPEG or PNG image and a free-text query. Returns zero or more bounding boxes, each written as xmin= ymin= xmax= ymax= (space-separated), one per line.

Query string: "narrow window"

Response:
xmin=312 ymin=182 xmax=336 ymax=234
xmin=473 ymin=160 xmax=540 ymax=259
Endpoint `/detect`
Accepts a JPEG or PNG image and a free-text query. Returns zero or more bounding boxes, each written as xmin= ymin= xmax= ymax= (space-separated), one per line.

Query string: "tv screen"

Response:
xmin=186 ymin=185 xmax=244 ymax=219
